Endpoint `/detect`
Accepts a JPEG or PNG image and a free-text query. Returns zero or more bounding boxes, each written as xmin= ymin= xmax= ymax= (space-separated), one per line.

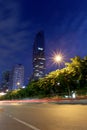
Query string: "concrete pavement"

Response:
xmin=0 ymin=103 xmax=87 ymax=130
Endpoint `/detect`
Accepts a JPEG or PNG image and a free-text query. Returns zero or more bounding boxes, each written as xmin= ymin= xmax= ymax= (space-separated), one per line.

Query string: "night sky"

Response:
xmin=0 ymin=0 xmax=87 ymax=85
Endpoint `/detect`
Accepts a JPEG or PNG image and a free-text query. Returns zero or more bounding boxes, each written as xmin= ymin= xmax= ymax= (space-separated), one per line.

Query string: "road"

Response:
xmin=0 ymin=102 xmax=87 ymax=130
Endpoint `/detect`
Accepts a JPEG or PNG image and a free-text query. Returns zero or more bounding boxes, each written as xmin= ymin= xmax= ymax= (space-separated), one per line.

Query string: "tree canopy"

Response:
xmin=1 ymin=56 xmax=87 ymax=100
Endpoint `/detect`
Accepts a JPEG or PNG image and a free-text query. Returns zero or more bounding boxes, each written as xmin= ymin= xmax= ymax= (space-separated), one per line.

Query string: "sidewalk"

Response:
xmin=53 ymin=99 xmax=87 ymax=104
xmin=1 ymin=98 xmax=87 ymax=104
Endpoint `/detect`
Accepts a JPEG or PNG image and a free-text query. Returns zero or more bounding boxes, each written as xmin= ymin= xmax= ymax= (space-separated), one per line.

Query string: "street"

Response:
xmin=0 ymin=102 xmax=87 ymax=130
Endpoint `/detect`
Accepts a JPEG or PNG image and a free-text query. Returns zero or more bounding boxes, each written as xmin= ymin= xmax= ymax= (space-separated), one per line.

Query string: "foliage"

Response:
xmin=1 ymin=56 xmax=87 ymax=100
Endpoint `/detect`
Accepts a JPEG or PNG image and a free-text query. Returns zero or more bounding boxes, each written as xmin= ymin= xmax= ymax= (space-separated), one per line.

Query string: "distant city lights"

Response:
xmin=0 ymin=92 xmax=6 ymax=96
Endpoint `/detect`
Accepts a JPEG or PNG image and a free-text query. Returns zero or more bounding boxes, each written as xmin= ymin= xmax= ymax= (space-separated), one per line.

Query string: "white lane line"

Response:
xmin=13 ymin=117 xmax=40 ymax=130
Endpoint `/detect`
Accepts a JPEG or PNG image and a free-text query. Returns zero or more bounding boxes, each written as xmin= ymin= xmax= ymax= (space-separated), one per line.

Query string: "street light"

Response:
xmin=49 ymin=50 xmax=65 ymax=70
xmin=17 ymin=82 xmax=20 ymax=86
xmin=53 ymin=52 xmax=64 ymax=66
xmin=54 ymin=54 xmax=63 ymax=63
xmin=17 ymin=82 xmax=20 ymax=89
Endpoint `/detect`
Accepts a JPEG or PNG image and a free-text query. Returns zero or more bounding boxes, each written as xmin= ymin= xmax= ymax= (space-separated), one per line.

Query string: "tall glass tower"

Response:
xmin=32 ymin=31 xmax=46 ymax=80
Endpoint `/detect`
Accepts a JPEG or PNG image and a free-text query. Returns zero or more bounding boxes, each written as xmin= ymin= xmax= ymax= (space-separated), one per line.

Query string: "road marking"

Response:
xmin=13 ymin=117 xmax=40 ymax=130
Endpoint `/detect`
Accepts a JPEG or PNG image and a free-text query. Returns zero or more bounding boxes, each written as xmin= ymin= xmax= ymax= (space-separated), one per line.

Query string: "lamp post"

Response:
xmin=53 ymin=53 xmax=63 ymax=95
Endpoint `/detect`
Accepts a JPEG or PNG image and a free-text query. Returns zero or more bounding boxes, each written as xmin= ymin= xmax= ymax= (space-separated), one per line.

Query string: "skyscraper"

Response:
xmin=0 ymin=71 xmax=10 ymax=92
xmin=10 ymin=64 xmax=24 ymax=90
xmin=32 ymin=31 xmax=46 ymax=80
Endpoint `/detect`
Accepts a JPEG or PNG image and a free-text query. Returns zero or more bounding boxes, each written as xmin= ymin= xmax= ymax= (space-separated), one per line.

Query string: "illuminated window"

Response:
xmin=39 ymin=66 xmax=44 ymax=68
xmin=38 ymin=47 xmax=43 ymax=50
xmin=35 ymin=73 xmax=39 ymax=76
xmin=35 ymin=65 xmax=39 ymax=67
xmin=40 ymin=62 xmax=43 ymax=64
xmin=40 ymin=71 xmax=43 ymax=74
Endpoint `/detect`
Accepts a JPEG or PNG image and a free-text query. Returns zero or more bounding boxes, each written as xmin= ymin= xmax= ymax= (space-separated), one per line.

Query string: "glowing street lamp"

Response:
xmin=17 ymin=82 xmax=20 ymax=89
xmin=17 ymin=82 xmax=20 ymax=86
xmin=51 ymin=51 xmax=65 ymax=70
xmin=49 ymin=50 xmax=65 ymax=70
xmin=54 ymin=54 xmax=63 ymax=63
xmin=53 ymin=52 xmax=64 ymax=66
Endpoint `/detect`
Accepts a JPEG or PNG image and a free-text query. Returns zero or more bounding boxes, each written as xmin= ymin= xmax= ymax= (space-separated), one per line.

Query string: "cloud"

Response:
xmin=0 ymin=0 xmax=32 ymax=71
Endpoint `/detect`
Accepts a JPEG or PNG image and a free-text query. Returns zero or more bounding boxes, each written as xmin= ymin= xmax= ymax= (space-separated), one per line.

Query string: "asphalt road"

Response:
xmin=0 ymin=102 xmax=87 ymax=130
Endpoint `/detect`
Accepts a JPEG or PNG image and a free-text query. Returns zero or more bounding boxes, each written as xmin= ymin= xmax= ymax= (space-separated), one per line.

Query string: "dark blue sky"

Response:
xmin=0 ymin=0 xmax=87 ymax=84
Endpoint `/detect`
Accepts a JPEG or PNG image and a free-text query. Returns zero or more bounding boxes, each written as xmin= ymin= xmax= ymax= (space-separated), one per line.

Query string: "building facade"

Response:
xmin=0 ymin=71 xmax=10 ymax=92
xmin=32 ymin=31 xmax=46 ymax=80
xmin=10 ymin=64 xmax=24 ymax=90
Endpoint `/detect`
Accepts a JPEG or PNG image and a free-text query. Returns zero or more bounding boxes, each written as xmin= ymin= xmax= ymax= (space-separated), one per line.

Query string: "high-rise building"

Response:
xmin=32 ymin=31 xmax=46 ymax=80
xmin=10 ymin=64 xmax=24 ymax=90
xmin=0 ymin=71 xmax=10 ymax=92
